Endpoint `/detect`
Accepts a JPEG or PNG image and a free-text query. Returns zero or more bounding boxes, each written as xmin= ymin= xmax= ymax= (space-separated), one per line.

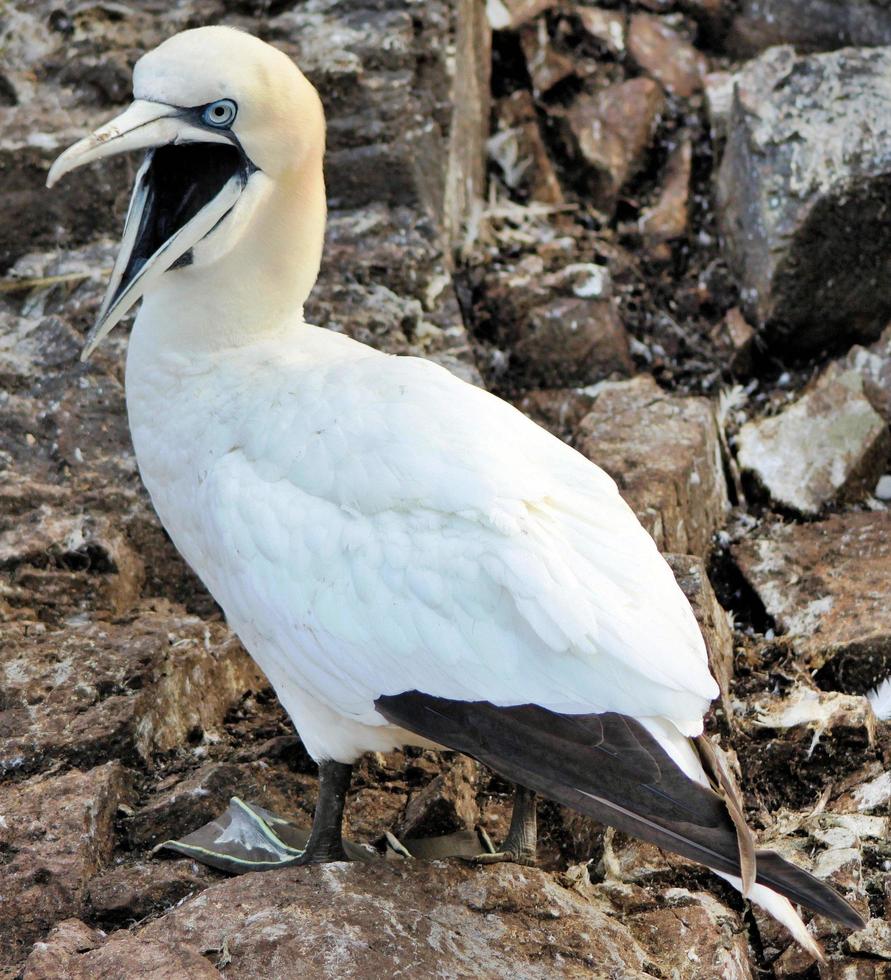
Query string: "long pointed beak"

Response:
xmin=47 ymin=100 xmax=248 ymax=360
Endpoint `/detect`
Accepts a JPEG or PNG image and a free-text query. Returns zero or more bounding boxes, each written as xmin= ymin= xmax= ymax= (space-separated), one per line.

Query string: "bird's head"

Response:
xmin=47 ymin=26 xmax=326 ymax=359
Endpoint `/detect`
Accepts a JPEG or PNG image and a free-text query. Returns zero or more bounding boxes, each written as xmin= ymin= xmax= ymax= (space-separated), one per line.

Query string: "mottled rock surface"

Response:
xmin=575 ymin=375 xmax=730 ymax=556
xmin=727 ymin=0 xmax=891 ymax=56
xmin=733 ymin=512 xmax=891 ymax=688
xmin=737 ymin=372 xmax=890 ymax=515
xmin=1 ymin=0 xmax=888 ymax=976
xmin=718 ymin=46 xmax=891 ymax=352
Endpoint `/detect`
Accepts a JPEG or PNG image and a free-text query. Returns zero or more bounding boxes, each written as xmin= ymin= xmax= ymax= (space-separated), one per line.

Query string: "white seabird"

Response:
xmin=47 ymin=26 xmax=862 ymax=957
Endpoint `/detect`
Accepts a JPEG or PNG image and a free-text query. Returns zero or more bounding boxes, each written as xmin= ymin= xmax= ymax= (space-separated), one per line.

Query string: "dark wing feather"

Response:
xmin=375 ymin=691 xmax=864 ymax=930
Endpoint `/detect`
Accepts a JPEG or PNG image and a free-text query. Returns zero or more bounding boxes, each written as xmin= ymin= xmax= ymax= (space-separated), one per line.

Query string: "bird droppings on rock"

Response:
xmin=736 ymin=371 xmax=890 ymax=516
xmin=575 ymin=375 xmax=730 ymax=557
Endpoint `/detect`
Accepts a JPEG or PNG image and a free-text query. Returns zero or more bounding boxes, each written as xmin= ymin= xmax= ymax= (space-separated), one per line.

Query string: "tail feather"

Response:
xmin=375 ymin=691 xmax=864 ymax=937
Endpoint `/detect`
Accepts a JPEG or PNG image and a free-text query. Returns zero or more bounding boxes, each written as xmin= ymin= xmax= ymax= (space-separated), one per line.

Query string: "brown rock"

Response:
xmin=86 ymin=860 xmax=218 ymax=924
xmin=566 ymin=78 xmax=666 ymax=211
xmin=22 ymin=918 xmax=105 ymax=980
xmin=25 ymin=929 xmax=224 ymax=980
xmin=489 ymin=91 xmax=564 ymax=205
xmin=514 ymin=296 xmax=634 ymax=386
xmin=59 ymin=863 xmax=656 ymax=978
xmin=396 ymin=755 xmax=480 ymax=840
xmin=575 ymin=375 xmax=730 ymax=556
xmin=625 ymin=888 xmax=753 ymax=979
xmin=519 ymin=19 xmax=576 ymax=96
xmin=736 ymin=371 xmax=890 ymax=515
xmin=0 ymin=608 xmax=266 ymax=777
xmin=710 ymin=307 xmax=756 ymax=376
xmin=640 ymin=134 xmax=693 ymax=250
xmin=126 ymin=761 xmax=309 ymax=850
xmin=665 ymin=553 xmax=734 ymax=711
xmin=732 ymin=512 xmax=891 ymax=687
xmin=512 ymin=387 xmax=599 ymax=440
xmin=628 ymin=14 xmax=709 ymax=98
xmin=0 ymin=763 xmax=132 ymax=966
xmin=576 ymin=6 xmax=626 ymax=54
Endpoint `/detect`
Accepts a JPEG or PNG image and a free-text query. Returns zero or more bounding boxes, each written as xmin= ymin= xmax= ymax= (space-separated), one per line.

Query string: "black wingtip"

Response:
xmin=755 ymin=850 xmax=866 ymax=931
xmin=376 ymin=690 xmax=866 ymax=931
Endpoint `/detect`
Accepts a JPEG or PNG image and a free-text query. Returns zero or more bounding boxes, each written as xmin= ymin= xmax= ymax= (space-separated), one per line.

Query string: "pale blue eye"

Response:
xmin=202 ymin=99 xmax=237 ymax=128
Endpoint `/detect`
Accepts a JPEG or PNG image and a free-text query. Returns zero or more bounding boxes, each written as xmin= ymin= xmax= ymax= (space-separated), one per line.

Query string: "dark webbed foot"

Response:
xmin=472 ymin=784 xmax=537 ymax=866
xmin=157 ymin=760 xmax=363 ymax=872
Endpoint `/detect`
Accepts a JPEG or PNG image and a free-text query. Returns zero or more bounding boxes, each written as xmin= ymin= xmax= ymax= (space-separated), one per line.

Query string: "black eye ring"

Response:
xmin=202 ymin=99 xmax=237 ymax=128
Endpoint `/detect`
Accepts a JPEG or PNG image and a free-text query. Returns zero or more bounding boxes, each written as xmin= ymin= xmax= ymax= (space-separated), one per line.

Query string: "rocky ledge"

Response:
xmin=1 ymin=1 xmax=890 ymax=978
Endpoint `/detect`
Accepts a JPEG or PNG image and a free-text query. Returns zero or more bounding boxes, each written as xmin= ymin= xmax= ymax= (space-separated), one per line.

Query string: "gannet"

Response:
xmin=47 ymin=26 xmax=863 ymax=956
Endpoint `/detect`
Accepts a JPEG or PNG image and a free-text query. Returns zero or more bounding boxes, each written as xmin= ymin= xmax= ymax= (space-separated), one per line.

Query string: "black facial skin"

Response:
xmin=111 ymin=105 xmax=257 ymax=298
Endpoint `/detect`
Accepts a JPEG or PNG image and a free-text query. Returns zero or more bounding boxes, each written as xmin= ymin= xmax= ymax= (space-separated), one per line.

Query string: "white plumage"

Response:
xmin=125 ymin=321 xmax=716 ymax=761
xmin=46 ymin=24 xmax=861 ymax=959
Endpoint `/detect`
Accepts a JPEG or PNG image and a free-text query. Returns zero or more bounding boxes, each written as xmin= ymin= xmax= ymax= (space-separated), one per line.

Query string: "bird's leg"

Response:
xmin=297 ymin=759 xmax=352 ymax=863
xmin=476 ymin=784 xmax=537 ymax=866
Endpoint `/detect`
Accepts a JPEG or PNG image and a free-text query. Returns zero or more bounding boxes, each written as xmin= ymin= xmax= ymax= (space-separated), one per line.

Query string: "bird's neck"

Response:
xmin=134 ymin=151 xmax=326 ymax=353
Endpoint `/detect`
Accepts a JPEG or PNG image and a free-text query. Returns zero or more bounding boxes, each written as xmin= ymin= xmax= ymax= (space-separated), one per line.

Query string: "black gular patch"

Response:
xmin=114 ymin=142 xmax=246 ymax=301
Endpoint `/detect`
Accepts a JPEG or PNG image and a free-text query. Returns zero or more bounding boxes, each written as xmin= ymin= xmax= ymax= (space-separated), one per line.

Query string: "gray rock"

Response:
xmin=575 ymin=375 xmax=730 ymax=557
xmin=736 ymin=371 xmax=890 ymax=515
xmin=717 ymin=46 xmax=891 ymax=352
xmin=732 ymin=512 xmax=891 ymax=686
xmin=836 ymin=323 xmax=891 ymax=423
xmin=727 ymin=0 xmax=891 ymax=56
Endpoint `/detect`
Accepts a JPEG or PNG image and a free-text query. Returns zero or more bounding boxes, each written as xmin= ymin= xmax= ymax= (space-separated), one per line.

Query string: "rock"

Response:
xmin=22 ymin=918 xmax=106 ymax=980
xmin=514 ymin=296 xmax=634 ymax=387
xmin=39 ymin=863 xmax=658 ymax=978
xmin=0 ymin=608 xmax=266 ymax=777
xmin=624 ymin=888 xmax=753 ymax=979
xmin=736 ymin=371 xmax=890 ymax=515
xmin=0 ymin=763 xmax=132 ymax=965
xmin=846 ymin=918 xmax=891 ymax=959
xmin=396 ymin=756 xmax=480 ymax=840
xmin=565 ymin=78 xmax=666 ymax=212
xmin=24 ymin=928 xmax=223 ymax=980
xmin=86 ymin=860 xmax=218 ymax=925
xmin=126 ymin=761 xmax=311 ymax=850
xmin=519 ymin=19 xmax=576 ymax=97
xmin=727 ymin=0 xmax=891 ymax=56
xmin=741 ymin=687 xmax=877 ymax=807
xmin=512 ymin=387 xmax=599 ymax=440
xmin=628 ymin=14 xmax=709 ymax=98
xmin=472 ymin=254 xmax=633 ymax=390
xmin=486 ymin=0 xmax=558 ymax=30
xmin=576 ymin=6 xmax=626 ymax=54
xmin=665 ymin=553 xmax=735 ymax=711
xmin=574 ymin=375 xmax=730 ymax=556
xmin=704 ymin=70 xmax=736 ymax=143
xmin=639 ymin=134 xmax=693 ymax=252
xmin=710 ymin=307 xmax=756 ymax=376
xmin=733 ymin=512 xmax=891 ymax=687
xmin=838 ymin=323 xmax=891 ymax=424
xmin=489 ymin=91 xmax=564 ymax=205
xmin=717 ymin=46 xmax=891 ymax=353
